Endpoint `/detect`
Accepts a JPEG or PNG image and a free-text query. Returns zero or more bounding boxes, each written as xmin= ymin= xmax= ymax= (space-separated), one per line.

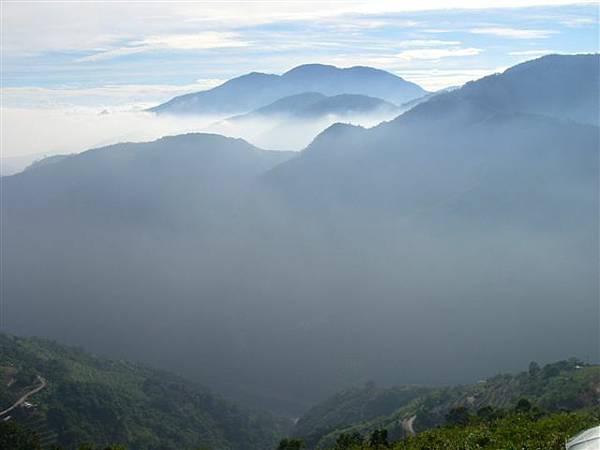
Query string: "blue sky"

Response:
xmin=2 ymin=1 xmax=598 ymax=109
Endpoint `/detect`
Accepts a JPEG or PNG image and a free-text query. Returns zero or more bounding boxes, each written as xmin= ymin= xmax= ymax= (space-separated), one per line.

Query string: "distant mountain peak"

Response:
xmin=150 ymin=63 xmax=427 ymax=115
xmin=312 ymin=121 xmax=364 ymax=139
xmin=282 ymin=63 xmax=339 ymax=76
xmin=243 ymin=92 xmax=398 ymax=119
xmin=282 ymin=64 xmax=396 ymax=78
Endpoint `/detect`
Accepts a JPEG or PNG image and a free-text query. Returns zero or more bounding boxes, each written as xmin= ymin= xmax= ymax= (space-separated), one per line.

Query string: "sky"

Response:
xmin=0 ymin=0 xmax=598 ymax=157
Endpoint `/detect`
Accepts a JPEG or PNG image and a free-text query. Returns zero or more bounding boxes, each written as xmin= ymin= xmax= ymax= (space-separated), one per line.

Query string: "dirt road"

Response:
xmin=0 ymin=375 xmax=47 ymax=417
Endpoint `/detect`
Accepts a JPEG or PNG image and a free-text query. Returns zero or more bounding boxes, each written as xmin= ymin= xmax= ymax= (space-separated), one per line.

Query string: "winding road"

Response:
xmin=0 ymin=375 xmax=47 ymax=417
xmin=401 ymin=415 xmax=416 ymax=437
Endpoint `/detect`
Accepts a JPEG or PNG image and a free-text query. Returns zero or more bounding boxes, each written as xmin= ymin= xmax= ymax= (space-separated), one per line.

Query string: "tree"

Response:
xmin=476 ymin=405 xmax=496 ymax=422
xmin=335 ymin=431 xmax=363 ymax=449
xmin=446 ymin=406 xmax=470 ymax=426
xmin=542 ymin=364 xmax=561 ymax=378
xmin=14 ymin=368 xmax=37 ymax=389
xmin=515 ymin=398 xmax=532 ymax=413
xmin=0 ymin=421 xmax=42 ymax=450
xmin=368 ymin=429 xmax=389 ymax=448
xmin=277 ymin=438 xmax=305 ymax=450
xmin=528 ymin=361 xmax=541 ymax=377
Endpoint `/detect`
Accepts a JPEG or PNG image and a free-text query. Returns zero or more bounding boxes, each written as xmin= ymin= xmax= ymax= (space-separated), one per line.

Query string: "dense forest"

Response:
xmin=0 ymin=333 xmax=286 ymax=450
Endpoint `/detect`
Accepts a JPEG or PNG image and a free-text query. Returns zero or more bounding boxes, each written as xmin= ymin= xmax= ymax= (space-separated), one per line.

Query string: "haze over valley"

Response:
xmin=1 ymin=2 xmax=598 ymax=449
xmin=3 ymin=53 xmax=598 ymax=415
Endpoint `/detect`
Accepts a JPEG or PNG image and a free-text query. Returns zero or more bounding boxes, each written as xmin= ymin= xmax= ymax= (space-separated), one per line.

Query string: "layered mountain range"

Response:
xmin=209 ymin=92 xmax=402 ymax=150
xmin=2 ymin=54 xmax=598 ymax=417
xmin=150 ymin=64 xmax=427 ymax=115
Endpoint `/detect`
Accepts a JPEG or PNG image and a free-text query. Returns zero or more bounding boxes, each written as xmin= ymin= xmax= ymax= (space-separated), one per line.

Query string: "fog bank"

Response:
xmin=1 ymin=107 xmax=224 ymax=160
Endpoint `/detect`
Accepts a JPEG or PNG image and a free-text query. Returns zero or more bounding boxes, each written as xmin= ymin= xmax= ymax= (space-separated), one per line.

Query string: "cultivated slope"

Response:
xmin=295 ymin=359 xmax=600 ymax=449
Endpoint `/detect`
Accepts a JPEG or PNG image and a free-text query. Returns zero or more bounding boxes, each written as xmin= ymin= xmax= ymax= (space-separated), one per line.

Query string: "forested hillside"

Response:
xmin=311 ymin=409 xmax=599 ymax=450
xmin=0 ymin=334 xmax=287 ymax=450
xmin=294 ymin=359 xmax=600 ymax=448
xmin=1 ymin=335 xmax=597 ymax=450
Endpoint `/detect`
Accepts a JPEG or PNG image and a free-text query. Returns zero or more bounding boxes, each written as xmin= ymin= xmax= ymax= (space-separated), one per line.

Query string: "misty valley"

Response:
xmin=0 ymin=22 xmax=599 ymax=449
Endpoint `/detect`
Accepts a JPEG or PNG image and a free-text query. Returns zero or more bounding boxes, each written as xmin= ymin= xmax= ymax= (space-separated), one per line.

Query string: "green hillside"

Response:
xmin=1 ymin=332 xmax=598 ymax=450
xmin=0 ymin=333 xmax=287 ymax=450
xmin=294 ymin=359 xmax=600 ymax=448
xmin=299 ymin=408 xmax=599 ymax=450
xmin=294 ymin=384 xmax=431 ymax=448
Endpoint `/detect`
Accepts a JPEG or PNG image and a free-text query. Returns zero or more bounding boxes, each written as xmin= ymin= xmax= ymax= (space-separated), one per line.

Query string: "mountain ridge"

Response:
xmin=206 ymin=92 xmax=399 ymax=150
xmin=231 ymin=93 xmax=399 ymax=120
xmin=150 ymin=64 xmax=426 ymax=115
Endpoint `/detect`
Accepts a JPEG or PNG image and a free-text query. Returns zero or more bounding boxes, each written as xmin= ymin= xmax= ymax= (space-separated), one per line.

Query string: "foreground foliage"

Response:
xmin=321 ymin=408 xmax=599 ymax=450
xmin=3 ymin=408 xmax=598 ymax=450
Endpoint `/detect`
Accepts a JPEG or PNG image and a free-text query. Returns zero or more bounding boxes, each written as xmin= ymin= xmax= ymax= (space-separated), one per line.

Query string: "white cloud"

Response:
xmin=2 ymin=1 xmax=592 ymax=56
xmin=177 ymin=1 xmax=596 ymax=28
xmin=396 ymin=47 xmax=483 ymax=61
xmin=397 ymin=40 xmax=462 ymax=47
xmin=422 ymin=29 xmax=454 ymax=33
xmin=0 ymin=107 xmax=226 ymax=158
xmin=1 ymin=80 xmax=224 ymax=109
xmin=559 ymin=17 xmax=598 ymax=27
xmin=401 ymin=68 xmax=503 ymax=90
xmin=351 ymin=0 xmax=598 ymax=13
xmin=469 ymin=27 xmax=558 ymax=39
xmin=508 ymin=49 xmax=555 ymax=56
xmin=78 ymin=33 xmax=250 ymax=62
